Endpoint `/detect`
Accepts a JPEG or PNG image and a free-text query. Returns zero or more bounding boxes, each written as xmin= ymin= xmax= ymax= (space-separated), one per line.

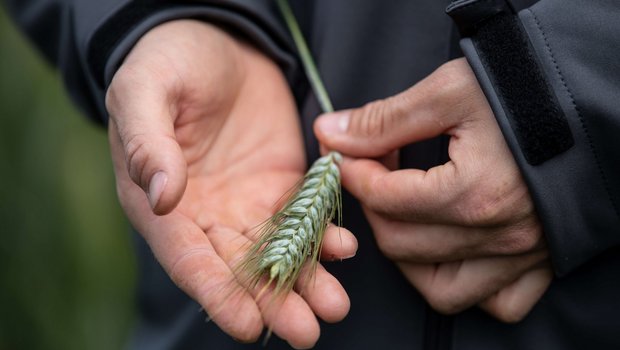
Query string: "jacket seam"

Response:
xmin=528 ymin=8 xmax=620 ymax=219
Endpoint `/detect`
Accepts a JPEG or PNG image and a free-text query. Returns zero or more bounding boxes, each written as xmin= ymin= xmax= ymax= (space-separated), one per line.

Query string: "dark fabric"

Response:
xmin=3 ymin=0 xmax=112 ymax=122
xmin=5 ymin=0 xmax=620 ymax=349
xmin=2 ymin=0 xmax=300 ymax=124
xmin=90 ymin=1 xmax=300 ymax=88
xmin=455 ymin=0 xmax=620 ymax=277
xmin=446 ymin=0 xmax=511 ymax=36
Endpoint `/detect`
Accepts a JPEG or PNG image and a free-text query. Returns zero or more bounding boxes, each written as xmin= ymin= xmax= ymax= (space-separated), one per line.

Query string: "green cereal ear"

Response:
xmin=233 ymin=152 xmax=342 ymax=341
xmin=226 ymin=0 xmax=344 ymax=344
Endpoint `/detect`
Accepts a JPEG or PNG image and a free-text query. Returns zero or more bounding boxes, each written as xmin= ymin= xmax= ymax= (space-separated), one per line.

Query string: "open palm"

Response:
xmin=106 ymin=20 xmax=355 ymax=349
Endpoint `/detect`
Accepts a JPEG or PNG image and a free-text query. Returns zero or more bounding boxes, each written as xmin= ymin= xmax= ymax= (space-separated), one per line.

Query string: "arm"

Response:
xmin=447 ymin=0 xmax=620 ymax=276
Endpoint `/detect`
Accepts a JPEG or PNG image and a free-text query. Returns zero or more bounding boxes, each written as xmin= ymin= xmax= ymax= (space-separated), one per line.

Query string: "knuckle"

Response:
xmin=124 ymin=133 xmax=151 ymax=188
xmin=430 ymin=64 xmax=456 ymax=90
xmin=350 ymin=99 xmax=391 ymax=138
xmin=426 ymin=289 xmax=468 ymax=315
xmin=511 ymin=229 xmax=542 ymax=253
xmin=351 ymin=93 xmax=412 ymax=140
xmin=432 ymin=61 xmax=469 ymax=96
xmin=104 ymin=88 xmax=116 ymax=115
xmin=105 ymin=66 xmax=142 ymax=116
xmin=373 ymin=231 xmax=401 ymax=260
xmin=104 ymin=82 xmax=126 ymax=117
xmin=427 ymin=59 xmax=482 ymax=120
xmin=494 ymin=225 xmax=543 ymax=255
xmin=459 ymin=191 xmax=504 ymax=226
xmin=493 ymin=303 xmax=527 ymax=324
xmin=459 ymin=174 xmax=532 ymax=226
xmin=362 ymin=173 xmax=387 ymax=211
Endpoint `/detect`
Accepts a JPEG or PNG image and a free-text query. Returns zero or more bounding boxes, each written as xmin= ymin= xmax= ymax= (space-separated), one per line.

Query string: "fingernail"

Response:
xmin=148 ymin=171 xmax=167 ymax=209
xmin=317 ymin=112 xmax=349 ymax=135
xmin=342 ymin=252 xmax=357 ymax=259
xmin=341 ymin=252 xmax=356 ymax=260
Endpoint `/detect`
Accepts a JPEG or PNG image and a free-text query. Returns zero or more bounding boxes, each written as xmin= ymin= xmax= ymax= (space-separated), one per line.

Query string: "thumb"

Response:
xmin=314 ymin=60 xmax=475 ymax=158
xmin=106 ymin=74 xmax=187 ymax=216
xmin=314 ymin=94 xmax=455 ymax=158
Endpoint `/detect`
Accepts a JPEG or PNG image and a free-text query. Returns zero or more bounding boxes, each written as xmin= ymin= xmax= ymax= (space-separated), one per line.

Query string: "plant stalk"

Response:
xmin=276 ymin=0 xmax=334 ymax=113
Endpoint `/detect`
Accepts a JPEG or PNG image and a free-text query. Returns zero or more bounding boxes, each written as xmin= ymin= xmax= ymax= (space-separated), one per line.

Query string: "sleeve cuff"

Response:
xmin=86 ymin=2 xmax=299 ymax=97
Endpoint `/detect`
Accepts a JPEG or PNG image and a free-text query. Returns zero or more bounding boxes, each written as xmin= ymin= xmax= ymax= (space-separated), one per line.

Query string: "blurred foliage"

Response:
xmin=0 ymin=8 xmax=135 ymax=350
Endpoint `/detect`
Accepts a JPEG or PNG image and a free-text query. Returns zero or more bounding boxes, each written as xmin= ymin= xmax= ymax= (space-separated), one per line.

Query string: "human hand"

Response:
xmin=314 ymin=58 xmax=552 ymax=322
xmin=106 ymin=20 xmax=357 ymax=348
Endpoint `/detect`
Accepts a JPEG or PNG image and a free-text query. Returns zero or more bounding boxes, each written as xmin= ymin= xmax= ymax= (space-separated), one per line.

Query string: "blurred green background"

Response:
xmin=0 ymin=8 xmax=136 ymax=350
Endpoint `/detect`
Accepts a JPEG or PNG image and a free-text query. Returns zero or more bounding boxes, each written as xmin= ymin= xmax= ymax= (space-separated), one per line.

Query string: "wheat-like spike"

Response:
xmin=235 ymin=151 xmax=342 ymax=302
xmin=221 ymin=1 xmax=344 ymax=343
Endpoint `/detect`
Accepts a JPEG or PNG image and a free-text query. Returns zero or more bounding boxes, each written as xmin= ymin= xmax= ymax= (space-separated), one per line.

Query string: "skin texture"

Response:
xmin=314 ymin=59 xmax=553 ymax=322
xmin=105 ymin=20 xmax=357 ymax=349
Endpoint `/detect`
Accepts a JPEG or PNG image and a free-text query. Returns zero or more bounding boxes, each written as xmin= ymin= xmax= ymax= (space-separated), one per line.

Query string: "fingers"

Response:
xmin=208 ymin=227 xmax=351 ymax=348
xmin=479 ymin=265 xmax=553 ymax=323
xmin=340 ymin=157 xmax=461 ymax=224
xmin=398 ymin=250 xmax=548 ymax=316
xmin=364 ymin=209 xmax=544 ymax=263
xmin=110 ymin=131 xmax=263 ymax=341
xmin=106 ymin=63 xmax=187 ymax=215
xmin=312 ymin=56 xmax=551 ymax=325
xmin=207 ymin=227 xmax=319 ymax=349
xmin=340 ymin=149 xmax=534 ymax=228
xmin=316 ymin=57 xmax=531 ymax=228
xmin=161 ymin=222 xmax=264 ymax=342
xmin=305 ymin=224 xmax=356 ymax=322
xmin=314 ymin=59 xmax=476 ymax=157
xmin=320 ymin=224 xmax=358 ymax=261
xmin=295 ymin=263 xmax=351 ymax=323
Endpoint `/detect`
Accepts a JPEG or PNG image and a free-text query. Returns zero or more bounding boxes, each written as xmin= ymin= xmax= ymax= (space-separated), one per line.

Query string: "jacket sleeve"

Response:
xmin=3 ymin=0 xmax=298 ymax=124
xmin=447 ymin=0 xmax=620 ymax=276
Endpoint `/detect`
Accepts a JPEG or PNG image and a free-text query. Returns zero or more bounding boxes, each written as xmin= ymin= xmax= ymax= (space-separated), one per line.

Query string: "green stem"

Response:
xmin=276 ymin=0 xmax=334 ymax=113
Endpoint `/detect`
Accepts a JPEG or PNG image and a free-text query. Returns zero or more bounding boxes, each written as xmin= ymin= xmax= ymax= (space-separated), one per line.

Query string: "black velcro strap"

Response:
xmin=474 ymin=13 xmax=573 ymax=165
xmin=447 ymin=1 xmax=573 ymax=165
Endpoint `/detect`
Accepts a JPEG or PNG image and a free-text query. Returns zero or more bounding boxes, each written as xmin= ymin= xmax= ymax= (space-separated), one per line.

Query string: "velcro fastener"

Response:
xmin=447 ymin=1 xmax=574 ymax=165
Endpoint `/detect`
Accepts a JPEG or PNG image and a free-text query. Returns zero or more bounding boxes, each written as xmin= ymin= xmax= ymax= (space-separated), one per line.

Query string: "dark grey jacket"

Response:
xmin=5 ymin=0 xmax=620 ymax=349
